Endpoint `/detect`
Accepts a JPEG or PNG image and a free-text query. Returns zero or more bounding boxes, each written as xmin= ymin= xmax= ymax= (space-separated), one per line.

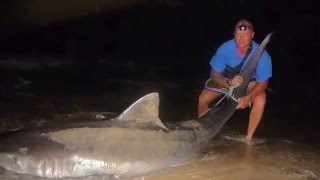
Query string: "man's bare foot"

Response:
xmin=222 ymin=134 xmax=266 ymax=146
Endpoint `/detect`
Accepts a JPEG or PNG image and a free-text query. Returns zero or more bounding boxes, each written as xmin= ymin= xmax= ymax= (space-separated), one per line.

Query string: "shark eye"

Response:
xmin=8 ymin=155 xmax=18 ymax=164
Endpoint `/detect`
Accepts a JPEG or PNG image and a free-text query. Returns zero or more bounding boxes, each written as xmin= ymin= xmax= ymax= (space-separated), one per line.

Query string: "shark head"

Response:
xmin=0 ymin=153 xmax=23 ymax=173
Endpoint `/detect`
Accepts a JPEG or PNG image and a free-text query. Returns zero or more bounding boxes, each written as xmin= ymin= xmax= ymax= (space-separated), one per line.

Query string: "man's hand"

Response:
xmin=230 ymin=75 xmax=243 ymax=87
xmin=236 ymin=95 xmax=251 ymax=109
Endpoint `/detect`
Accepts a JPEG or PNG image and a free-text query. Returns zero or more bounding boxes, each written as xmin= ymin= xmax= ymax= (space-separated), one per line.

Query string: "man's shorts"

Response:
xmin=204 ymin=79 xmax=229 ymax=94
xmin=204 ymin=78 xmax=257 ymax=94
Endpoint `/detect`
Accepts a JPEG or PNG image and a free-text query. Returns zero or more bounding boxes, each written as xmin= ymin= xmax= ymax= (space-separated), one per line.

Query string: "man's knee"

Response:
xmin=198 ymin=90 xmax=210 ymax=105
xmin=198 ymin=89 xmax=220 ymax=105
xmin=252 ymin=92 xmax=266 ymax=106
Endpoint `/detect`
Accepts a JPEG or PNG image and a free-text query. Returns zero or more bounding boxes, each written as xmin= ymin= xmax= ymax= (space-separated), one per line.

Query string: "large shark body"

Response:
xmin=0 ymin=33 xmax=272 ymax=178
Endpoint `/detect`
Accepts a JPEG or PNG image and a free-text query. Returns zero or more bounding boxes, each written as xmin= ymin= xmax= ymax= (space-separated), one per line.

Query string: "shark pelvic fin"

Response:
xmin=116 ymin=92 xmax=168 ymax=130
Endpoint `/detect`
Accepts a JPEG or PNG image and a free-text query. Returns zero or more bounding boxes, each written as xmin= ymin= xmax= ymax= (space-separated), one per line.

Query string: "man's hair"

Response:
xmin=234 ymin=19 xmax=254 ymax=32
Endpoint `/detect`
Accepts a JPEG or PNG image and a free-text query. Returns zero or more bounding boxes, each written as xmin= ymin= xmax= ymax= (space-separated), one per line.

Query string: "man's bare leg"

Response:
xmin=198 ymin=89 xmax=222 ymax=116
xmin=245 ymin=82 xmax=266 ymax=140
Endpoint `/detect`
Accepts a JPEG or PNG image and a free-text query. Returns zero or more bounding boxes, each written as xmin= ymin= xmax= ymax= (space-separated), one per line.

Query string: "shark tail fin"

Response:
xmin=116 ymin=92 xmax=168 ymax=130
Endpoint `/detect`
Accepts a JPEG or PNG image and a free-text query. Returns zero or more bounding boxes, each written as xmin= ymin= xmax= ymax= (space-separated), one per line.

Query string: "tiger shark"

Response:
xmin=0 ymin=33 xmax=272 ymax=178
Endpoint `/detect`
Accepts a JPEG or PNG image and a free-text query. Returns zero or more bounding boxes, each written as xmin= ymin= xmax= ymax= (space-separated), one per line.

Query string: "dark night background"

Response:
xmin=0 ymin=0 xmax=319 ymax=149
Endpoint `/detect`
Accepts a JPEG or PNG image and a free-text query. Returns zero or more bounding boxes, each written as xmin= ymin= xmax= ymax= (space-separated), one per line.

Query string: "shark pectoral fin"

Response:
xmin=115 ymin=92 xmax=168 ymax=130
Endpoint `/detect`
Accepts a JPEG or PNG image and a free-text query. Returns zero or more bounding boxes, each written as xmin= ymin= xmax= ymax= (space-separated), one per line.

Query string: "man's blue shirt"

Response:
xmin=210 ymin=39 xmax=272 ymax=82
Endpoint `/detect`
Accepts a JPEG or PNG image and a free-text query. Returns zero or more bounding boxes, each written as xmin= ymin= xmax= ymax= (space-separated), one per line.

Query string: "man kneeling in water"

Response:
xmin=197 ymin=19 xmax=272 ymax=142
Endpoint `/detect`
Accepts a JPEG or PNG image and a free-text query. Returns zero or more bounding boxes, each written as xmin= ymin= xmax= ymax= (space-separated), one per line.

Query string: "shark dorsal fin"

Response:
xmin=116 ymin=92 xmax=168 ymax=130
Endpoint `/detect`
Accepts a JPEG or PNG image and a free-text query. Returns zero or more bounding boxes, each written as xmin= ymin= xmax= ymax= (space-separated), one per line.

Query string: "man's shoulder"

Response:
xmin=252 ymin=41 xmax=260 ymax=49
xmin=252 ymin=41 xmax=269 ymax=52
xmin=218 ymin=39 xmax=235 ymax=51
xmin=220 ymin=39 xmax=235 ymax=47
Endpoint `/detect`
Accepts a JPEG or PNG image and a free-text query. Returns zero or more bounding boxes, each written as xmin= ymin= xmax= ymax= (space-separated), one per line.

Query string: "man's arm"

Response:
xmin=209 ymin=69 xmax=230 ymax=89
xmin=210 ymin=69 xmax=244 ymax=88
